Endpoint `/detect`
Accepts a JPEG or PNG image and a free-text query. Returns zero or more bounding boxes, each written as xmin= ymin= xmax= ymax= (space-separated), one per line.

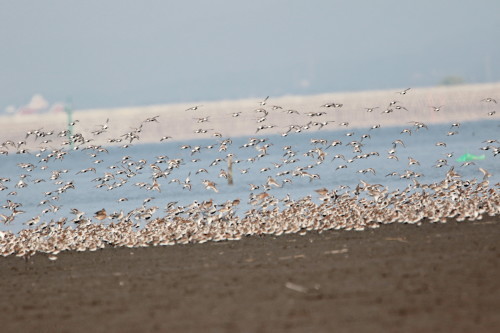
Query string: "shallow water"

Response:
xmin=0 ymin=118 xmax=498 ymax=233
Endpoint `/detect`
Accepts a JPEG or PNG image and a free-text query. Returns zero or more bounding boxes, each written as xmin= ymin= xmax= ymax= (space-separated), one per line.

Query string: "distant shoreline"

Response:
xmin=2 ymin=82 xmax=499 ymax=147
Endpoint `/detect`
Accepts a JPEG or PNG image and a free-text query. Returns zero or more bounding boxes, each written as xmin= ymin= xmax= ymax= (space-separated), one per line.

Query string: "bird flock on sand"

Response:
xmin=0 ymin=89 xmax=498 ymax=259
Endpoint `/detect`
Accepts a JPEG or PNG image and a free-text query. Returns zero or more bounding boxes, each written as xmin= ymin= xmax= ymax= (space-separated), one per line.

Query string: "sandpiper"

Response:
xmin=94 ymin=208 xmax=107 ymax=220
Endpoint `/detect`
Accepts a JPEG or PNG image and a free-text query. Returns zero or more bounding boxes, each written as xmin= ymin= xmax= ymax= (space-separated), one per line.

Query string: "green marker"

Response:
xmin=456 ymin=153 xmax=485 ymax=162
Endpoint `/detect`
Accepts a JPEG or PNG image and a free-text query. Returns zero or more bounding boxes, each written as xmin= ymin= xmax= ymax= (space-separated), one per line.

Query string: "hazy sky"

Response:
xmin=1 ymin=0 xmax=499 ymax=110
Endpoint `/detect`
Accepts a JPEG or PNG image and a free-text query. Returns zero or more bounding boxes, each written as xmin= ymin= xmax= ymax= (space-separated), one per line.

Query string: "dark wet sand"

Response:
xmin=1 ymin=217 xmax=499 ymax=333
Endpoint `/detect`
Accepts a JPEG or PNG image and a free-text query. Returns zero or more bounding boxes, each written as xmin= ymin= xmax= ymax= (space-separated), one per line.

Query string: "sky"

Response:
xmin=1 ymin=0 xmax=499 ymax=111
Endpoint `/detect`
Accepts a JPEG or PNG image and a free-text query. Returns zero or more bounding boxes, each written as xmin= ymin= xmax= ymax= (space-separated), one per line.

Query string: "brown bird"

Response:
xmin=266 ymin=176 xmax=281 ymax=188
xmin=94 ymin=208 xmax=107 ymax=220
xmin=314 ymin=188 xmax=329 ymax=197
xmin=202 ymin=180 xmax=219 ymax=193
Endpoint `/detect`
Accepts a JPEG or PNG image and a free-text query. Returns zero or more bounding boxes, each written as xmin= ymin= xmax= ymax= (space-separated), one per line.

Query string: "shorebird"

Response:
xmin=479 ymin=168 xmax=492 ymax=179
xmin=397 ymin=88 xmax=411 ymax=95
xmin=306 ymin=112 xmax=326 ymax=117
xmin=186 ymin=105 xmax=202 ymax=111
xmin=318 ymin=121 xmax=335 ymax=129
xmin=392 ymin=139 xmax=406 ymax=148
xmin=94 ymin=208 xmax=107 ymax=220
xmin=481 ymin=97 xmax=497 ymax=103
xmin=144 ymin=115 xmax=160 ymax=123
xmin=358 ymin=168 xmax=376 ymax=175
xmin=408 ymin=157 xmax=420 ymax=166
xmin=202 ymin=180 xmax=219 ymax=193
xmin=314 ymin=188 xmax=329 ymax=196
xmin=70 ymin=208 xmax=85 ymax=220
xmin=266 ymin=176 xmax=281 ymax=188
xmin=194 ymin=128 xmax=212 ymax=134
xmin=24 ymin=215 xmax=40 ymax=226
xmin=387 ymin=154 xmax=399 ymax=161
xmin=149 ymin=180 xmax=161 ymax=192
xmin=410 ymin=121 xmax=428 ymax=130
xmin=194 ymin=116 xmax=210 ymax=123
xmin=321 ymin=102 xmax=343 ymax=108
xmin=430 ymin=105 xmax=444 ymax=112
xmin=196 ymin=168 xmax=208 ymax=174
xmin=255 ymin=108 xmax=268 ymax=116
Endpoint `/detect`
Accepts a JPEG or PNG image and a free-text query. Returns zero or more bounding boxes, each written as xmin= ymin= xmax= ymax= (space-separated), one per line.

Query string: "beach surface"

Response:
xmin=1 ymin=216 xmax=499 ymax=333
xmin=2 ymin=82 xmax=500 ymax=147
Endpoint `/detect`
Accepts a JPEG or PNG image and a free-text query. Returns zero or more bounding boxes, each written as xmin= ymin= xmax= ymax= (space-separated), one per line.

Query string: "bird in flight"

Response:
xmin=397 ymin=88 xmax=411 ymax=95
xmin=430 ymin=106 xmax=444 ymax=112
xmin=186 ymin=105 xmax=202 ymax=111
xmin=321 ymin=102 xmax=343 ymax=108
xmin=481 ymin=97 xmax=497 ymax=103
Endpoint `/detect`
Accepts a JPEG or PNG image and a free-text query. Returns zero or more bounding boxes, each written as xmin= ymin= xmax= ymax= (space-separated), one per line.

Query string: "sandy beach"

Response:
xmin=2 ymin=82 xmax=500 ymax=147
xmin=1 ymin=216 xmax=499 ymax=333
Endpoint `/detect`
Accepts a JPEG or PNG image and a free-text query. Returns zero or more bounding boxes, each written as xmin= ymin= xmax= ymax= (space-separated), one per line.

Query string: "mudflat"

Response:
xmin=1 ymin=217 xmax=499 ymax=333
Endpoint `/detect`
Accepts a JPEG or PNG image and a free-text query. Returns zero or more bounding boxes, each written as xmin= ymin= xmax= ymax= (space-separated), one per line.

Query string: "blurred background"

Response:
xmin=1 ymin=0 xmax=499 ymax=113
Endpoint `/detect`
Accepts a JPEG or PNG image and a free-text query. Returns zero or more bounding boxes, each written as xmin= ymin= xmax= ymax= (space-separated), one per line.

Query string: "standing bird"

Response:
xmin=94 ymin=208 xmax=107 ymax=220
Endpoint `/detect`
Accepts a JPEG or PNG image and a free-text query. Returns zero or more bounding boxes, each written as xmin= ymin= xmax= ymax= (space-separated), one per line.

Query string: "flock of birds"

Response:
xmin=0 ymin=88 xmax=498 ymax=259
